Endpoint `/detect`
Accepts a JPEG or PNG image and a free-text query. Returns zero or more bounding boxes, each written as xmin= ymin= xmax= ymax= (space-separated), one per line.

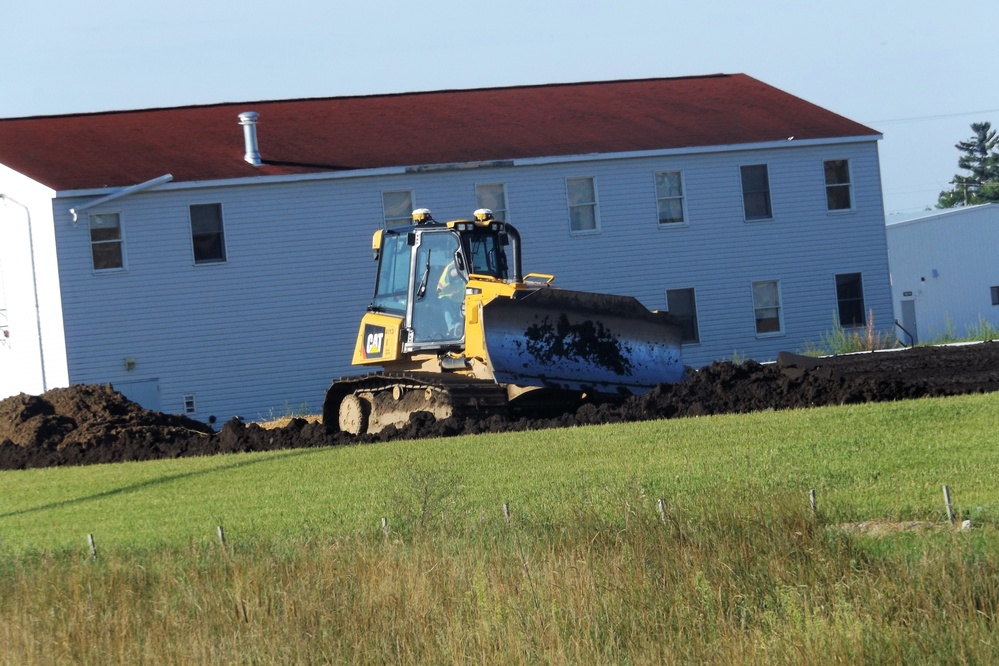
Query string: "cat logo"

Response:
xmin=363 ymin=324 xmax=386 ymax=359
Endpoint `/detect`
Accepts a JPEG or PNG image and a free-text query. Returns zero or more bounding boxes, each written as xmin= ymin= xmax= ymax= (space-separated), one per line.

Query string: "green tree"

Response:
xmin=937 ymin=121 xmax=999 ymax=207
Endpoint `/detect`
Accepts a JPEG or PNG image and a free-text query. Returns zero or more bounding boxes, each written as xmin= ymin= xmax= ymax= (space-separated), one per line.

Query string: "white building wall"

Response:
xmin=0 ymin=165 xmax=67 ymax=399
xmin=886 ymin=204 xmax=999 ymax=343
xmin=45 ymin=137 xmax=889 ymax=422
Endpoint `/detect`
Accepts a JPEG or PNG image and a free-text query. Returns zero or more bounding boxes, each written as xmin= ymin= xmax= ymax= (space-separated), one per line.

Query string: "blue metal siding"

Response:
xmin=52 ymin=139 xmax=890 ymax=421
xmin=55 ymin=180 xmax=379 ymax=421
xmin=499 ymin=142 xmax=891 ymax=366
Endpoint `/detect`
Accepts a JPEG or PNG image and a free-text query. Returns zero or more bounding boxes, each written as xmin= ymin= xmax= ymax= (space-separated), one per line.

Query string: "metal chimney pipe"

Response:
xmin=238 ymin=111 xmax=262 ymax=166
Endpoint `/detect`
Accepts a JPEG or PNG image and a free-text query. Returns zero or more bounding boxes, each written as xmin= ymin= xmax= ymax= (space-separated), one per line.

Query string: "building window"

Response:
xmin=476 ymin=183 xmax=508 ymax=221
xmin=824 ymin=159 xmax=853 ymax=211
xmin=566 ymin=177 xmax=599 ymax=234
xmin=190 ymin=203 xmax=226 ymax=264
xmin=89 ymin=212 xmax=124 ymax=271
xmin=835 ymin=273 xmax=866 ymax=326
xmin=741 ymin=164 xmax=772 ymax=220
xmin=183 ymin=394 xmax=197 ymax=414
xmin=752 ymin=280 xmax=782 ymax=335
xmin=383 ymin=190 xmax=413 ymax=229
xmin=991 ymin=286 xmax=999 ymax=306
xmin=665 ymin=288 xmax=699 ymax=343
xmin=655 ymin=171 xmax=685 ymax=225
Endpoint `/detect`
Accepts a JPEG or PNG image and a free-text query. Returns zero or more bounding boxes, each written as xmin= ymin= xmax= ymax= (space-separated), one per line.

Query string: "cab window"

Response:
xmin=371 ymin=233 xmax=410 ymax=314
xmin=465 ymin=231 xmax=507 ymax=279
xmin=412 ymin=232 xmax=465 ymax=343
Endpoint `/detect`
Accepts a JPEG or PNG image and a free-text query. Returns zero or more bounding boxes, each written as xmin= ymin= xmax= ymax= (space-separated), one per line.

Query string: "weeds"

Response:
xmin=1 ymin=498 xmax=996 ymax=664
xmin=966 ymin=315 xmax=999 ymax=340
xmin=926 ymin=314 xmax=999 ymax=344
xmin=805 ymin=309 xmax=998 ymax=355
xmin=803 ymin=310 xmax=896 ymax=356
xmin=263 ymin=401 xmax=314 ymax=422
xmin=388 ymin=458 xmax=466 ymax=536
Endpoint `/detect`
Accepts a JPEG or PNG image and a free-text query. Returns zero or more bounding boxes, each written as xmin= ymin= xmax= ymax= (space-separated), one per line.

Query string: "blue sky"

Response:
xmin=3 ymin=0 xmax=997 ymax=216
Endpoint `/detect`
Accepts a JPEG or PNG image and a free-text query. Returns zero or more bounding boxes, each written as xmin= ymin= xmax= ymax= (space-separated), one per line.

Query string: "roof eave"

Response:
xmin=54 ymin=134 xmax=882 ymax=198
xmin=512 ymin=135 xmax=882 ymax=167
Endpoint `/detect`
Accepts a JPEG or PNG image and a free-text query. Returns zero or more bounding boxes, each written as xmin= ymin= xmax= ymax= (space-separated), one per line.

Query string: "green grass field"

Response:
xmin=2 ymin=393 xmax=998 ymax=663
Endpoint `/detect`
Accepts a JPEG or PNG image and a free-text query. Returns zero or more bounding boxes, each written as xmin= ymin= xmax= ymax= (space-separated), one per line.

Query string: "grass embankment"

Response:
xmin=2 ymin=394 xmax=998 ymax=663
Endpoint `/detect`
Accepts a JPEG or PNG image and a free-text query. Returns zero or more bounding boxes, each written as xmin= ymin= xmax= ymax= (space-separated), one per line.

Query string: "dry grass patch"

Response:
xmin=257 ymin=414 xmax=322 ymax=430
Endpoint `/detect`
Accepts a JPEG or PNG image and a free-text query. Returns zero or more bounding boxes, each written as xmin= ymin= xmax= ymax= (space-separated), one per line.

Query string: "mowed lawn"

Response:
xmin=2 ymin=391 xmax=997 ymax=554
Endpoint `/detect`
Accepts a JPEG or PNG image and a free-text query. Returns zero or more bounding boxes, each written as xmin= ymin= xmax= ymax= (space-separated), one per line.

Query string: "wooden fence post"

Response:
xmin=217 ymin=525 xmax=226 ymax=547
xmin=503 ymin=502 xmax=511 ymax=525
xmin=943 ymin=485 xmax=954 ymax=524
xmin=87 ymin=533 xmax=97 ymax=560
xmin=657 ymin=498 xmax=667 ymax=526
xmin=809 ymin=489 xmax=817 ymax=517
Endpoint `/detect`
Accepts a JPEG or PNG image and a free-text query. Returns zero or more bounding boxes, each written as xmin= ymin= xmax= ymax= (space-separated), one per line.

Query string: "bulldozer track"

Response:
xmin=323 ymin=372 xmax=509 ymax=435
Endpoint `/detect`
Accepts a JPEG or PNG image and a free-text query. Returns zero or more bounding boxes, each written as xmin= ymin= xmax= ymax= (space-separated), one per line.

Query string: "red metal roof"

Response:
xmin=0 ymin=74 xmax=878 ymax=192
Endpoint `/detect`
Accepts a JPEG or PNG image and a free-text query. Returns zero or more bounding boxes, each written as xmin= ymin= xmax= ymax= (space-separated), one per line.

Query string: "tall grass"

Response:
xmin=925 ymin=314 xmax=999 ymax=345
xmin=1 ymin=494 xmax=996 ymax=664
xmin=802 ymin=309 xmax=896 ymax=355
xmin=965 ymin=315 xmax=999 ymax=341
xmin=803 ymin=310 xmax=999 ymax=355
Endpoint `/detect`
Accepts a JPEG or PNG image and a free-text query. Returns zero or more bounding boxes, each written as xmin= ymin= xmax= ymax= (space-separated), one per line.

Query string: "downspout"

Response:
xmin=0 ymin=194 xmax=46 ymax=391
xmin=69 ymin=173 xmax=173 ymax=223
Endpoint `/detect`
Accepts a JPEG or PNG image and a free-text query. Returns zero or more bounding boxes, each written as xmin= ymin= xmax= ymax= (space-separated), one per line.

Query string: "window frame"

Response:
xmin=382 ymin=190 xmax=414 ymax=229
xmin=89 ymin=211 xmax=127 ymax=273
xmin=189 ymin=203 xmax=227 ymax=265
xmin=565 ymin=176 xmax=601 ymax=235
xmin=654 ymin=170 xmax=687 ymax=227
xmin=751 ymin=279 xmax=784 ymax=336
xmin=824 ymin=159 xmax=854 ymax=212
xmin=990 ymin=286 xmax=999 ymax=306
xmin=475 ymin=183 xmax=509 ymax=222
xmin=740 ymin=164 xmax=773 ymax=221
xmin=835 ymin=272 xmax=866 ymax=327
xmin=665 ymin=287 xmax=700 ymax=344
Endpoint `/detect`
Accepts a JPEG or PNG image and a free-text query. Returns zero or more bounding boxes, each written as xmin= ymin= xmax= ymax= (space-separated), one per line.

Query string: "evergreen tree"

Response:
xmin=937 ymin=121 xmax=999 ymax=207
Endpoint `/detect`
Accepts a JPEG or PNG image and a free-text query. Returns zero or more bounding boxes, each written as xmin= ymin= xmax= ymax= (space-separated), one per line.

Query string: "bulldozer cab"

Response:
xmin=368 ymin=209 xmax=521 ymax=354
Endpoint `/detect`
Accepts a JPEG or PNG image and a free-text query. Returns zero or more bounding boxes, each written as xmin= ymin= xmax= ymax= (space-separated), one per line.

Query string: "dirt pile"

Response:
xmin=0 ymin=384 xmax=216 ymax=469
xmin=2 ymin=342 xmax=998 ymax=470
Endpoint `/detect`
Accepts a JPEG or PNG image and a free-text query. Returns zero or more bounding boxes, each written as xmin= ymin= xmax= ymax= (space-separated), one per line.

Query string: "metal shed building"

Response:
xmin=887 ymin=203 xmax=999 ymax=345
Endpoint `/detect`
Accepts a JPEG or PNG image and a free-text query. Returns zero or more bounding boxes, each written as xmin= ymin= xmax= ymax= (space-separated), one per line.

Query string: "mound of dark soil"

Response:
xmin=2 ymin=342 xmax=998 ymax=470
xmin=0 ymin=384 xmax=217 ymax=469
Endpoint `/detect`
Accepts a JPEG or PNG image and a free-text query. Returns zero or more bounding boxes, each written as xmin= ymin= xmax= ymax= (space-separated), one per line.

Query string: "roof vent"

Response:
xmin=238 ymin=111 xmax=262 ymax=166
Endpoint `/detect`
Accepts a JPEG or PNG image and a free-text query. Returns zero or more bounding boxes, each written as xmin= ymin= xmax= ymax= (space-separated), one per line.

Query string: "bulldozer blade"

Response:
xmin=482 ymin=288 xmax=685 ymax=395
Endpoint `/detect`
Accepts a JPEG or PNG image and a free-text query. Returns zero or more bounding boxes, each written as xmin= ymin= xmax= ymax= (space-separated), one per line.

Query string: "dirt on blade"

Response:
xmin=2 ymin=342 xmax=999 ymax=470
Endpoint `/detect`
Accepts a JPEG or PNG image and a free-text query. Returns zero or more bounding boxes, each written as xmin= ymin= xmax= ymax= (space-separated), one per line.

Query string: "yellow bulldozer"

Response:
xmin=323 ymin=208 xmax=685 ymax=434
